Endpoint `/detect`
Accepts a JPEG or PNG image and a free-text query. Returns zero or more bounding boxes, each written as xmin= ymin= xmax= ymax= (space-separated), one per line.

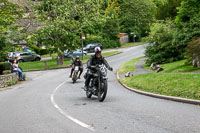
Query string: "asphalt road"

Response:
xmin=0 ymin=45 xmax=200 ymax=133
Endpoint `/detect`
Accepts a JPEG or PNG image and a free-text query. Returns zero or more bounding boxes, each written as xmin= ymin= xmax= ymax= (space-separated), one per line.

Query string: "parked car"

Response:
xmin=10 ymin=52 xmax=41 ymax=63
xmin=83 ymin=43 xmax=102 ymax=53
xmin=6 ymin=52 xmax=15 ymax=62
xmin=73 ymin=49 xmax=87 ymax=56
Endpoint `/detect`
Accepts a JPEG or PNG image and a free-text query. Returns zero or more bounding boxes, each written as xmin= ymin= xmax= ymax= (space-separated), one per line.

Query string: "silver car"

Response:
xmin=12 ymin=52 xmax=41 ymax=63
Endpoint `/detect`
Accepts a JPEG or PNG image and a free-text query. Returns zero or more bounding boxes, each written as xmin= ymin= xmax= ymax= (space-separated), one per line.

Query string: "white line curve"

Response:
xmin=50 ymin=80 xmax=95 ymax=132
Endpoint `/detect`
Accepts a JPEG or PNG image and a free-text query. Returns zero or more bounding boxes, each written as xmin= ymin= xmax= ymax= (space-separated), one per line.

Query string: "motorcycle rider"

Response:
xmin=84 ymin=47 xmax=113 ymax=91
xmin=69 ymin=56 xmax=83 ymax=79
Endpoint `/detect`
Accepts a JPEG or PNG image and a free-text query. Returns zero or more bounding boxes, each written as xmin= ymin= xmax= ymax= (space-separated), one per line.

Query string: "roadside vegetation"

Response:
xmin=120 ymin=42 xmax=147 ymax=48
xmin=120 ymin=73 xmax=200 ymax=100
xmin=119 ymin=58 xmax=200 ymax=100
xmin=118 ymin=57 xmax=143 ymax=74
xmin=20 ymin=51 xmax=120 ymax=71
xmin=144 ymin=59 xmax=200 ymax=73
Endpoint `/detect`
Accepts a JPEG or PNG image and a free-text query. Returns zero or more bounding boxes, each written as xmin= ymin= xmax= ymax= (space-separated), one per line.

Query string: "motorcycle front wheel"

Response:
xmin=72 ymin=71 xmax=78 ymax=84
xmin=86 ymin=90 xmax=93 ymax=98
xmin=98 ymin=79 xmax=107 ymax=102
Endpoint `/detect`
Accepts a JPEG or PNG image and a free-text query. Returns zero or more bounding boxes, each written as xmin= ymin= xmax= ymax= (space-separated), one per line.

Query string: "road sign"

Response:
xmin=82 ymin=35 xmax=86 ymax=39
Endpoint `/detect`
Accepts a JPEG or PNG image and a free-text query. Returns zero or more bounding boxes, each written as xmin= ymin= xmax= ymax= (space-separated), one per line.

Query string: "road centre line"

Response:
xmin=50 ymin=80 xmax=95 ymax=132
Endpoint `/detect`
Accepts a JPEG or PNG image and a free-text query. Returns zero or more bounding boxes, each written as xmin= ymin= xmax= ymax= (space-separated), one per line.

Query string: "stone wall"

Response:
xmin=0 ymin=73 xmax=19 ymax=88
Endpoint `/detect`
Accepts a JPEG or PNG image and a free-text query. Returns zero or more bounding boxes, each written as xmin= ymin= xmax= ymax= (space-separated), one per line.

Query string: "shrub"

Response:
xmin=0 ymin=62 xmax=11 ymax=75
xmin=145 ymin=20 xmax=183 ymax=65
xmin=84 ymin=34 xmax=120 ymax=49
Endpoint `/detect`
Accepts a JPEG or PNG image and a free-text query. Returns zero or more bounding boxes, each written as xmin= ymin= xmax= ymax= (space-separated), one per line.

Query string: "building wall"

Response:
xmin=120 ymin=36 xmax=129 ymax=44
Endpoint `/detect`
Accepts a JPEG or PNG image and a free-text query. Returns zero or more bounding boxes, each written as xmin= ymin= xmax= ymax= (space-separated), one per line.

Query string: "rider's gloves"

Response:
xmin=109 ymin=67 xmax=113 ymax=71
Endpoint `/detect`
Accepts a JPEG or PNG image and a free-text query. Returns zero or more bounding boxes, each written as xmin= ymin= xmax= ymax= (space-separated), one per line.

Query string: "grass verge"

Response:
xmin=120 ymin=42 xmax=147 ymax=48
xmin=143 ymin=59 xmax=200 ymax=73
xmin=20 ymin=51 xmax=120 ymax=71
xmin=118 ymin=57 xmax=143 ymax=74
xmin=120 ymin=73 xmax=200 ymax=100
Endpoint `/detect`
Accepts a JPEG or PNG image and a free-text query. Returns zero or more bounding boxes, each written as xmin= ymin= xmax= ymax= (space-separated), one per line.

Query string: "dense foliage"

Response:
xmin=119 ymin=0 xmax=156 ymax=37
xmin=145 ymin=0 xmax=200 ymax=66
xmin=145 ymin=20 xmax=183 ymax=64
xmin=0 ymin=0 xmax=22 ymax=61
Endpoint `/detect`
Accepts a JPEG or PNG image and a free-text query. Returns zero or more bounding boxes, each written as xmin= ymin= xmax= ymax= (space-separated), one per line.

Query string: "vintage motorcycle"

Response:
xmin=85 ymin=64 xmax=108 ymax=102
xmin=72 ymin=66 xmax=79 ymax=83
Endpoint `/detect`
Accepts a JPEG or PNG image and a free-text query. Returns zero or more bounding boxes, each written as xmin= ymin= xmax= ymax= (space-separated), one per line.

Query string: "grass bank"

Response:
xmin=144 ymin=59 xmax=200 ymax=73
xmin=20 ymin=51 xmax=120 ymax=71
xmin=118 ymin=57 xmax=143 ymax=74
xmin=119 ymin=58 xmax=200 ymax=100
xmin=120 ymin=73 xmax=200 ymax=100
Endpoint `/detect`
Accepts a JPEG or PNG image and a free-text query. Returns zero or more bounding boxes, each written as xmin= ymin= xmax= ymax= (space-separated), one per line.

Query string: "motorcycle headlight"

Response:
xmin=100 ymin=68 xmax=107 ymax=76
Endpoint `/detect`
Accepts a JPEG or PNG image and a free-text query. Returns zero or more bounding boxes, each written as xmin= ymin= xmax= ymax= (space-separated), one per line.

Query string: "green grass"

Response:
xmin=118 ymin=57 xmax=143 ymax=74
xmin=121 ymin=58 xmax=200 ymax=100
xmin=144 ymin=59 xmax=200 ymax=73
xmin=41 ymin=53 xmax=57 ymax=58
xmin=20 ymin=51 xmax=120 ymax=71
xmin=160 ymin=60 xmax=200 ymax=73
xmin=120 ymin=73 xmax=200 ymax=100
xmin=120 ymin=42 xmax=146 ymax=48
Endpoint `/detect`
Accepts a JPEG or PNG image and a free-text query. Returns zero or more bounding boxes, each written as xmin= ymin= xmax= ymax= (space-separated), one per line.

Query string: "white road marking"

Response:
xmin=50 ymin=80 xmax=95 ymax=132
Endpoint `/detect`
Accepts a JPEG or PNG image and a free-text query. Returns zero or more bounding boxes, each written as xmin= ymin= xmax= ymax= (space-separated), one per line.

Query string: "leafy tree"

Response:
xmin=0 ymin=0 xmax=22 ymax=61
xmin=119 ymin=0 xmax=156 ymax=37
xmin=172 ymin=0 xmax=200 ymax=56
xmin=155 ymin=0 xmax=182 ymax=20
xmin=102 ymin=0 xmax=120 ymax=48
xmin=175 ymin=0 xmax=200 ymax=27
xmin=32 ymin=0 xmax=104 ymax=65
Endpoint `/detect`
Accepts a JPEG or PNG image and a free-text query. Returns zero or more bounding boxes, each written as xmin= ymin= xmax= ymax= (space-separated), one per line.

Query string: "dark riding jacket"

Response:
xmin=87 ymin=55 xmax=111 ymax=70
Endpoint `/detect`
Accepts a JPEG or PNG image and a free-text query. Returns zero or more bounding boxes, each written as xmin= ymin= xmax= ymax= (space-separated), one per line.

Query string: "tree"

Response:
xmin=119 ymin=0 xmax=156 ymax=37
xmin=32 ymin=0 xmax=104 ymax=65
xmin=0 ymin=0 xmax=22 ymax=61
xmin=102 ymin=0 xmax=120 ymax=48
xmin=172 ymin=0 xmax=200 ymax=56
xmin=155 ymin=0 xmax=182 ymax=20
xmin=175 ymin=0 xmax=200 ymax=27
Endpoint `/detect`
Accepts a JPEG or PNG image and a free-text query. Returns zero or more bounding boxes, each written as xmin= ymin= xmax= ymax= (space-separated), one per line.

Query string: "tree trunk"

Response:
xmin=57 ymin=52 xmax=64 ymax=65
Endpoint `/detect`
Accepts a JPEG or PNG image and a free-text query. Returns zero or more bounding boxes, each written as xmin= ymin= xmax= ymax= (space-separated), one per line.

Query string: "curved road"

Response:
xmin=0 ymin=45 xmax=200 ymax=133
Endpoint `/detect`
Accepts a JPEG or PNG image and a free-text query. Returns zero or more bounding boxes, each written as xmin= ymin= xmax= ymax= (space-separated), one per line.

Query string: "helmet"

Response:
xmin=76 ymin=56 xmax=80 ymax=59
xmin=95 ymin=47 xmax=101 ymax=53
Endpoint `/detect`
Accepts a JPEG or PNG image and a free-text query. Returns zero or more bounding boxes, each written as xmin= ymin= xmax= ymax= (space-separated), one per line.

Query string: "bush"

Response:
xmin=145 ymin=20 xmax=183 ymax=65
xmin=84 ymin=34 xmax=120 ymax=49
xmin=84 ymin=35 xmax=103 ymax=46
xmin=39 ymin=49 xmax=49 ymax=55
xmin=0 ymin=62 xmax=11 ymax=75
xmin=102 ymin=39 xmax=120 ymax=48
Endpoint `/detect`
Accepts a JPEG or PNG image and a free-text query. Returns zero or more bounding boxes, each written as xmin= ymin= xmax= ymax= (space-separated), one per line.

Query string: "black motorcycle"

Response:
xmin=85 ymin=64 xmax=108 ymax=102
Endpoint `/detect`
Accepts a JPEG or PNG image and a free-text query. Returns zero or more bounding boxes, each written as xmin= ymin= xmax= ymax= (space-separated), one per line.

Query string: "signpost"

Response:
xmin=81 ymin=35 xmax=85 ymax=60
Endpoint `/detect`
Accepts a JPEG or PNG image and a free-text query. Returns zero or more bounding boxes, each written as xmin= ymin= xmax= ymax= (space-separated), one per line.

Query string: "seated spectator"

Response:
xmin=150 ymin=62 xmax=163 ymax=73
xmin=65 ymin=49 xmax=73 ymax=60
xmin=11 ymin=60 xmax=24 ymax=81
